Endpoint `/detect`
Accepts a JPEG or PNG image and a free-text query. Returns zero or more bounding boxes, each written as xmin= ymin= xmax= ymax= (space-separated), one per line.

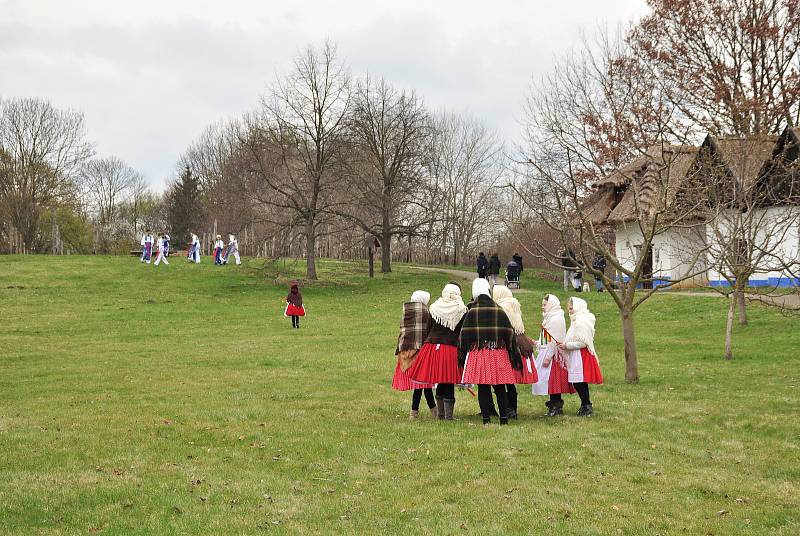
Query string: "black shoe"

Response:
xmin=499 ymin=418 xmax=508 ymax=425
xmin=546 ymin=406 xmax=564 ymax=417
xmin=577 ymin=404 xmax=594 ymax=417
xmin=506 ymin=409 xmax=517 ymax=419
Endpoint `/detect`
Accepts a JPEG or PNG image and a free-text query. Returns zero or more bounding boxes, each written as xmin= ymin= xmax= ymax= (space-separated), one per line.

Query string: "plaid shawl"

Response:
xmin=396 ymin=302 xmax=432 ymax=355
xmin=458 ymin=295 xmax=522 ymax=370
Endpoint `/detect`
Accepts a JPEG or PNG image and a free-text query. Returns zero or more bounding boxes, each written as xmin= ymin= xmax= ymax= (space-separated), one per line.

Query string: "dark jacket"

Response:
xmin=592 ymin=254 xmax=606 ymax=276
xmin=512 ymin=254 xmax=524 ymax=272
xmin=561 ymin=249 xmax=577 ymax=269
xmin=488 ymin=254 xmax=501 ymax=275
xmin=424 ymin=318 xmax=465 ymax=347
xmin=476 ymin=253 xmax=488 ymax=277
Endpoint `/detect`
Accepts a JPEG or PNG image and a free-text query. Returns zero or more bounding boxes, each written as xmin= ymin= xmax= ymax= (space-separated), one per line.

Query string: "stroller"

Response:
xmin=505 ymin=260 xmax=521 ymax=289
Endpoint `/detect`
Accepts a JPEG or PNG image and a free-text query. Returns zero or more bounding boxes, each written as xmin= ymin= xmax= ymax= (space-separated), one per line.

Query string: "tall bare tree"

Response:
xmin=242 ymin=41 xmax=351 ymax=280
xmin=429 ymin=112 xmax=504 ymax=265
xmin=0 ymin=97 xmax=93 ymax=251
xmin=518 ymin=30 xmax=709 ymax=382
xmin=83 ymin=156 xmax=142 ymax=226
xmin=345 ymin=76 xmax=431 ymax=272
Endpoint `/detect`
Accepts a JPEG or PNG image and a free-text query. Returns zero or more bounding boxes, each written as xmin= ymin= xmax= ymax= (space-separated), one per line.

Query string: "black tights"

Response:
xmin=573 ymin=382 xmax=591 ymax=406
xmin=478 ymin=384 xmax=508 ymax=424
xmin=291 ymin=315 xmax=300 ymax=328
xmin=549 ymin=384 xmax=591 ymax=406
xmin=436 ymin=383 xmax=455 ymax=400
xmin=411 ymin=388 xmax=436 ymax=411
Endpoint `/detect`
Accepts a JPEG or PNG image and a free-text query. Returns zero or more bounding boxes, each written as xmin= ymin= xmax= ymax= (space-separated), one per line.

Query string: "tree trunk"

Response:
xmin=368 ymin=247 xmax=374 ymax=278
xmin=725 ymin=293 xmax=735 ymax=360
xmin=380 ymin=231 xmax=392 ymax=273
xmin=736 ymin=289 xmax=748 ymax=326
xmin=305 ymin=221 xmax=317 ymax=280
xmin=621 ymin=307 xmax=640 ymax=382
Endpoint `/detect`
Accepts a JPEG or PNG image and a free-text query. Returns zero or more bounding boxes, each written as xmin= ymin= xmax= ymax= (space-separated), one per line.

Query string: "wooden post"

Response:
xmin=368 ymin=246 xmax=374 ymax=278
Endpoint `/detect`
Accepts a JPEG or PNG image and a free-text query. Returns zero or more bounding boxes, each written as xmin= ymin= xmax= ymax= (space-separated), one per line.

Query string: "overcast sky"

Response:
xmin=1 ymin=0 xmax=649 ymax=190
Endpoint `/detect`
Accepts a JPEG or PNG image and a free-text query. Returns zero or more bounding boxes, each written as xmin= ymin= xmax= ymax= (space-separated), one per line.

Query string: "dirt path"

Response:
xmin=410 ymin=266 xmax=532 ymax=293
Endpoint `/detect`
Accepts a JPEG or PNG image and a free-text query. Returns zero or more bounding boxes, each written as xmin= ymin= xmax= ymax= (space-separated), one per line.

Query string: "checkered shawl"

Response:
xmin=458 ymin=295 xmax=522 ymax=371
xmin=396 ymin=302 xmax=432 ymax=355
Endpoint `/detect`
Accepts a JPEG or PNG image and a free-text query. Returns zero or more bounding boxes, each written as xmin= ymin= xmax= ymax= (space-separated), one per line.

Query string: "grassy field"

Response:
xmin=1 ymin=255 xmax=798 ymax=535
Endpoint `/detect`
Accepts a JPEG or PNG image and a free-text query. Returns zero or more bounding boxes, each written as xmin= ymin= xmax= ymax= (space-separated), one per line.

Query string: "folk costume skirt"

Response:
xmin=532 ymin=344 xmax=575 ymax=395
xmin=284 ymin=303 xmax=306 ymax=317
xmin=461 ymin=348 xmax=516 ymax=386
xmin=567 ymin=348 xmax=603 ymax=384
xmin=513 ymin=356 xmax=538 ymax=384
xmin=407 ymin=343 xmax=461 ymax=385
xmin=392 ymin=359 xmax=433 ymax=391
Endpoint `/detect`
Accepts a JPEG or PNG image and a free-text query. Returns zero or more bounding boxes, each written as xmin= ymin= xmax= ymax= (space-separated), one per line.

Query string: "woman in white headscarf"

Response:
xmin=532 ymin=294 xmax=575 ymax=416
xmin=407 ymin=281 xmax=468 ymax=420
xmin=557 ymin=297 xmax=603 ymax=416
xmin=492 ymin=285 xmax=538 ymax=419
xmin=392 ymin=290 xmax=436 ymax=419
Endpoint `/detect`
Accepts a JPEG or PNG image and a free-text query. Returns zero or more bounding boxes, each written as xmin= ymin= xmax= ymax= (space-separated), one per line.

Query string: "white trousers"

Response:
xmin=154 ymin=251 xmax=169 ymax=265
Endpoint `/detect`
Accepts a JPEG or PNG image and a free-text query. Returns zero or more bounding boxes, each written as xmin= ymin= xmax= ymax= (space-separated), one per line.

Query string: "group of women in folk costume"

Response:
xmin=392 ymin=280 xmax=603 ymax=423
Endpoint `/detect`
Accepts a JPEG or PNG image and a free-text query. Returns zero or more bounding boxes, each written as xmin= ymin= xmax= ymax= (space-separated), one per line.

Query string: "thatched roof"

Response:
xmin=704 ymin=134 xmax=778 ymax=186
xmin=605 ymin=145 xmax=699 ymax=225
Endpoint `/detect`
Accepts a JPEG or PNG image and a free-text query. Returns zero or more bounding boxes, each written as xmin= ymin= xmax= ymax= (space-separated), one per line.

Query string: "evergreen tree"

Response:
xmin=167 ymin=166 xmax=201 ymax=249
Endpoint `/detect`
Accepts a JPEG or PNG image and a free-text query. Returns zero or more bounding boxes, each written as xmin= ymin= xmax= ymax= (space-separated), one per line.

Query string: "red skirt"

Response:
xmin=285 ymin=303 xmax=305 ymax=317
xmin=513 ymin=356 xmax=539 ymax=384
xmin=407 ymin=343 xmax=461 ymax=385
xmin=461 ymin=348 xmax=517 ymax=386
xmin=392 ymin=359 xmax=433 ymax=391
xmin=549 ymin=359 xmax=576 ymax=394
xmin=578 ymin=348 xmax=603 ymax=384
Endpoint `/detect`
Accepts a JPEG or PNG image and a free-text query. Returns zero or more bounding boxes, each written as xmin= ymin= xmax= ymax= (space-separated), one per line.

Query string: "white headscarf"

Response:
xmin=541 ymin=294 xmax=567 ymax=342
xmin=410 ymin=290 xmax=431 ymax=306
xmin=429 ymin=283 xmax=467 ymax=331
xmin=492 ymin=285 xmax=524 ymax=334
xmin=471 ymin=278 xmax=491 ymax=300
xmin=566 ymin=296 xmax=597 ymax=356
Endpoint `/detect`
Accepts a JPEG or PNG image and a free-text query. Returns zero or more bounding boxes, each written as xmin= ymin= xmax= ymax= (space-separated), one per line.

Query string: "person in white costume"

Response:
xmin=221 ymin=234 xmax=241 ymax=265
xmin=213 ymin=234 xmax=225 ymax=265
xmin=187 ymin=233 xmax=201 ymax=263
xmin=532 ymin=294 xmax=574 ymax=416
xmin=154 ymin=232 xmax=170 ymax=266
xmin=140 ymin=230 xmax=154 ymax=264
xmin=557 ymin=297 xmax=604 ymax=416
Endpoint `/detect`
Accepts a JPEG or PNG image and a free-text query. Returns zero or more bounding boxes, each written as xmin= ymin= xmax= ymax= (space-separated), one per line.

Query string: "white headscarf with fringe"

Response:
xmin=428 ymin=283 xmax=467 ymax=331
xmin=492 ymin=285 xmax=524 ymax=335
xmin=565 ymin=296 xmax=597 ymax=356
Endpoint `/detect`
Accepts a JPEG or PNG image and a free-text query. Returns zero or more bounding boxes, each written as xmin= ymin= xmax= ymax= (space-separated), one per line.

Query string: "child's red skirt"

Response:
xmin=392 ymin=359 xmax=433 ymax=391
xmin=407 ymin=343 xmax=461 ymax=385
xmin=461 ymin=348 xmax=517 ymax=385
xmin=285 ymin=303 xmax=305 ymax=317
xmin=513 ymin=356 xmax=539 ymax=384
xmin=549 ymin=359 xmax=576 ymax=394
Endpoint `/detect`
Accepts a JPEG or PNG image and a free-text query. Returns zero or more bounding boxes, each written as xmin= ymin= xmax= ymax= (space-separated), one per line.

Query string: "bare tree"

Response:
xmin=344 ymin=76 xmax=431 ymax=273
xmin=629 ymin=0 xmax=800 ymax=136
xmin=0 ymin=97 xmax=93 ymax=251
xmin=83 ymin=156 xmax=142 ymax=226
xmin=517 ymin=30 xmax=709 ymax=383
xmin=697 ymin=132 xmax=800 ymax=358
xmin=241 ymin=41 xmax=351 ymax=280
xmin=429 ymin=112 xmax=504 ymax=265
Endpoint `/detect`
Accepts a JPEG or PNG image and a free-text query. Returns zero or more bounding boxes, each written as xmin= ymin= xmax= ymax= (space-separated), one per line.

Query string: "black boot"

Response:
xmin=443 ymin=399 xmax=456 ymax=421
xmin=577 ymin=404 xmax=594 ymax=417
xmin=506 ymin=386 xmax=518 ymax=419
xmin=435 ymin=396 xmax=445 ymax=420
xmin=546 ymin=399 xmax=564 ymax=417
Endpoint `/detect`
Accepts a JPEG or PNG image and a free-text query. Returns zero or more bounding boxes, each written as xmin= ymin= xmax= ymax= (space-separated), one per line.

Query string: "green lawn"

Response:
xmin=1 ymin=256 xmax=798 ymax=535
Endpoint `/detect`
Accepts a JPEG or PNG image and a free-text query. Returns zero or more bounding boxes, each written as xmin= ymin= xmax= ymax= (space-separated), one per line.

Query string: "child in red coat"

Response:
xmin=284 ymin=282 xmax=305 ymax=328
